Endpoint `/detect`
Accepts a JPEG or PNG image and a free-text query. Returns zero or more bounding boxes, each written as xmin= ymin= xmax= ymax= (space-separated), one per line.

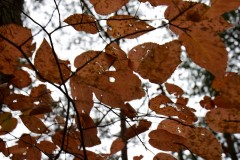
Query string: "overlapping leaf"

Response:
xmin=0 ymin=24 xmax=35 ymax=74
xmin=205 ymin=108 xmax=240 ymax=133
xmin=128 ymin=41 xmax=181 ymax=83
xmin=34 ymin=39 xmax=71 ymax=84
xmin=149 ymin=119 xmax=222 ymax=160
xmin=90 ymin=0 xmax=129 ymax=15
xmin=165 ymin=0 xmax=231 ymax=77
xmin=10 ymin=69 xmax=31 ymax=88
xmin=64 ymin=14 xmax=98 ymax=34
xmin=107 ymin=15 xmax=154 ymax=39
xmin=0 ymin=112 xmax=17 ymax=135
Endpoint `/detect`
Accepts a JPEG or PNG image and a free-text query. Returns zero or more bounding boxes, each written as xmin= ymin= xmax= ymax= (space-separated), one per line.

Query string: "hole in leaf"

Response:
xmin=109 ymin=77 xmax=115 ymax=83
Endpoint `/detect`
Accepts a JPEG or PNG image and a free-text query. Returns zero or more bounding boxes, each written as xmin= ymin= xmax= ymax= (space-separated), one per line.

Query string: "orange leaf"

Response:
xmin=20 ymin=115 xmax=49 ymax=134
xmin=10 ymin=69 xmax=31 ymax=88
xmin=64 ymin=14 xmax=98 ymax=34
xmin=34 ymin=39 xmax=71 ymax=84
xmin=90 ymin=0 xmax=129 ymax=15
xmin=128 ymin=41 xmax=181 ymax=83
xmin=110 ymin=138 xmax=125 ymax=155
xmin=205 ymin=108 xmax=240 ymax=133
xmin=153 ymin=153 xmax=177 ymax=160
xmin=107 ymin=15 xmax=154 ymax=39
xmin=0 ymin=24 xmax=35 ymax=74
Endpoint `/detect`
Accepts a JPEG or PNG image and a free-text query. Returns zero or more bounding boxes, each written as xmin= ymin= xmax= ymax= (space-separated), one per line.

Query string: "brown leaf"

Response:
xmin=26 ymin=147 xmax=41 ymax=160
xmin=79 ymin=113 xmax=101 ymax=147
xmin=90 ymin=0 xmax=129 ymax=15
xmin=205 ymin=108 xmax=240 ymax=133
xmin=18 ymin=134 xmax=36 ymax=148
xmin=34 ymin=39 xmax=71 ymax=84
xmin=37 ymin=141 xmax=57 ymax=154
xmin=4 ymin=94 xmax=34 ymax=111
xmin=154 ymin=119 xmax=222 ymax=160
xmin=206 ymin=0 xmax=240 ymax=18
xmin=165 ymin=1 xmax=231 ymax=78
xmin=73 ymin=150 xmax=104 ymax=160
xmin=0 ymin=24 xmax=35 ymax=74
xmin=122 ymin=120 xmax=151 ymax=140
xmin=10 ymin=69 xmax=31 ymax=88
xmin=133 ymin=155 xmax=143 ymax=160
xmin=0 ymin=139 xmax=9 ymax=156
xmin=7 ymin=145 xmax=27 ymax=154
xmin=128 ymin=41 xmax=181 ymax=83
xmin=153 ymin=153 xmax=177 ymax=160
xmin=107 ymin=15 xmax=154 ymax=39
xmin=165 ymin=83 xmax=184 ymax=97
xmin=20 ymin=115 xmax=49 ymax=134
xmin=199 ymin=96 xmax=215 ymax=110
xmin=110 ymin=138 xmax=125 ymax=155
xmin=139 ymin=0 xmax=171 ymax=6
xmin=64 ymin=14 xmax=98 ymax=34
xmin=0 ymin=112 xmax=17 ymax=135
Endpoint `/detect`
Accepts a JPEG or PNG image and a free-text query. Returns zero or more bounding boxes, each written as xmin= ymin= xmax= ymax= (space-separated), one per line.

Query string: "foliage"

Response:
xmin=0 ymin=0 xmax=240 ymax=160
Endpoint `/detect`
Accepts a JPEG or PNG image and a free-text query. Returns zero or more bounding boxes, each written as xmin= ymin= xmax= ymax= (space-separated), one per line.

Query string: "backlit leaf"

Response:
xmin=165 ymin=83 xmax=184 ymax=97
xmin=20 ymin=115 xmax=49 ymax=134
xmin=205 ymin=108 xmax=240 ymax=133
xmin=0 ymin=139 xmax=8 ymax=156
xmin=133 ymin=155 xmax=143 ymax=160
xmin=199 ymin=96 xmax=215 ymax=110
xmin=153 ymin=153 xmax=177 ymax=160
xmin=0 ymin=117 xmax=17 ymax=135
xmin=34 ymin=39 xmax=71 ymax=84
xmin=18 ymin=134 xmax=36 ymax=148
xmin=107 ymin=15 xmax=154 ymax=39
xmin=10 ymin=69 xmax=31 ymax=88
xmin=37 ymin=141 xmax=56 ymax=154
xmin=26 ymin=147 xmax=41 ymax=160
xmin=110 ymin=138 xmax=125 ymax=155
xmin=128 ymin=41 xmax=181 ymax=83
xmin=90 ymin=0 xmax=129 ymax=15
xmin=0 ymin=24 xmax=35 ymax=74
xmin=64 ymin=14 xmax=98 ymax=34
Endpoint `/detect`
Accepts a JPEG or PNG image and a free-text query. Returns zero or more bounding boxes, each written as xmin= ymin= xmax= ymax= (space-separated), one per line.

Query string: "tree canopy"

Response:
xmin=0 ymin=0 xmax=239 ymax=160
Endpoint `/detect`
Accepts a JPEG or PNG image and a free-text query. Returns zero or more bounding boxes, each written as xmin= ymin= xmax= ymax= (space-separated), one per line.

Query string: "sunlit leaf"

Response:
xmin=90 ymin=0 xmax=129 ymax=15
xmin=107 ymin=15 xmax=154 ymax=39
xmin=34 ymin=39 xmax=71 ymax=84
xmin=64 ymin=14 xmax=98 ymax=34
xmin=128 ymin=41 xmax=181 ymax=83
xmin=20 ymin=115 xmax=49 ymax=134
xmin=206 ymin=108 xmax=240 ymax=133
xmin=10 ymin=69 xmax=31 ymax=88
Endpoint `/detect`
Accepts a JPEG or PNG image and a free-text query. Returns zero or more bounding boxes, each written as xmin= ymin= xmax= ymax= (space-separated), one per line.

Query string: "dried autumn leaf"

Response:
xmin=0 ymin=112 xmax=17 ymax=135
xmin=37 ymin=141 xmax=56 ymax=154
xmin=155 ymin=119 xmax=222 ymax=160
xmin=153 ymin=153 xmax=177 ymax=160
xmin=4 ymin=94 xmax=34 ymax=111
xmin=110 ymin=138 xmax=125 ymax=155
xmin=107 ymin=15 xmax=154 ymax=39
xmin=64 ymin=14 xmax=98 ymax=34
xmin=7 ymin=145 xmax=27 ymax=155
xmin=122 ymin=120 xmax=151 ymax=140
xmin=212 ymin=72 xmax=240 ymax=109
xmin=79 ymin=113 xmax=101 ymax=147
xmin=0 ymin=139 xmax=8 ymax=156
xmin=20 ymin=115 xmax=49 ymax=134
xmin=18 ymin=134 xmax=36 ymax=148
xmin=205 ymin=108 xmax=240 ymax=133
xmin=10 ymin=69 xmax=31 ymax=88
xmin=73 ymin=150 xmax=104 ymax=160
xmin=26 ymin=147 xmax=41 ymax=160
xmin=139 ymin=0 xmax=171 ymax=6
xmin=70 ymin=75 xmax=93 ymax=115
xmin=133 ymin=155 xmax=143 ymax=160
xmin=128 ymin=41 xmax=181 ymax=83
xmin=165 ymin=1 xmax=231 ymax=78
xmin=0 ymin=24 xmax=35 ymax=74
xmin=149 ymin=129 xmax=186 ymax=152
xmin=165 ymin=83 xmax=184 ymax=97
xmin=199 ymin=96 xmax=215 ymax=110
xmin=90 ymin=0 xmax=129 ymax=15
xmin=206 ymin=0 xmax=240 ymax=18
xmin=34 ymin=39 xmax=71 ymax=84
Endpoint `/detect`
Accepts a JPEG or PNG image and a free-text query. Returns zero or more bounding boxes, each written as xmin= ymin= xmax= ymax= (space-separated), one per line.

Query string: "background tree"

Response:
xmin=0 ymin=0 xmax=240 ymax=160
